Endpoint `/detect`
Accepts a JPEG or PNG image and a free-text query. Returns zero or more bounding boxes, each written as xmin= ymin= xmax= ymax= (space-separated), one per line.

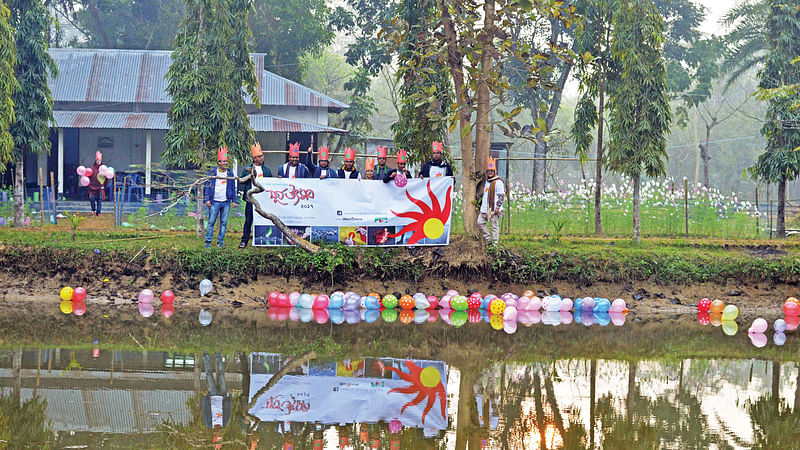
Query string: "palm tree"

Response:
xmin=720 ymin=0 xmax=770 ymax=88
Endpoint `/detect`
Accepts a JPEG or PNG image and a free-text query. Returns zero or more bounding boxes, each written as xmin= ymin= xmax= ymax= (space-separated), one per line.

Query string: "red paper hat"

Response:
xmin=217 ymin=147 xmax=228 ymax=161
xmin=365 ymin=157 xmax=375 ymax=171
xmin=377 ymin=145 xmax=388 ymax=158
xmin=432 ymin=141 xmax=443 ymax=153
xmin=487 ymin=155 xmax=496 ymax=171
xmin=396 ymin=149 xmax=407 ymax=163
xmin=251 ymin=142 xmax=263 ymax=157
xmin=95 ymin=151 xmax=103 ymax=162
xmin=344 ymin=147 xmax=356 ymax=161
xmin=288 ymin=142 xmax=300 ymax=157
xmin=319 ymin=146 xmax=330 ymax=160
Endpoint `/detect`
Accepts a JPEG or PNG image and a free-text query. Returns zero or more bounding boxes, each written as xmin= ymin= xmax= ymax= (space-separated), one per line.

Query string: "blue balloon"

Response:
xmin=329 ymin=309 xmax=344 ymax=324
xmin=298 ymin=308 xmax=314 ymax=323
xmin=574 ymin=297 xmax=584 ymax=311
xmin=364 ymin=295 xmax=381 ymax=309
xmin=364 ymin=309 xmax=380 ymax=323
xmin=593 ymin=298 xmax=611 ymax=313
xmin=481 ymin=310 xmax=491 ymax=322
xmin=328 ymin=294 xmax=344 ymax=309
xmin=573 ymin=310 xmax=583 ymax=323
xmin=481 ymin=297 xmax=491 ymax=309
xmin=594 ymin=312 xmax=611 ymax=326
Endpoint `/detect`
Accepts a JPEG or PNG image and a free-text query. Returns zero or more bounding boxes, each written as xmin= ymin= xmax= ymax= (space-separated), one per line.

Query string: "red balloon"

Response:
xmin=72 ymin=287 xmax=87 ymax=302
xmin=267 ymin=291 xmax=280 ymax=306
xmin=161 ymin=304 xmax=174 ymax=318
xmin=161 ymin=290 xmax=175 ymax=304
xmin=313 ymin=309 xmax=329 ymax=324
xmin=783 ymin=301 xmax=800 ymax=316
xmin=84 ymin=168 xmax=93 ymax=177
xmin=785 ymin=315 xmax=800 ymax=331
xmin=73 ymin=301 xmax=87 ymax=316
xmin=426 ymin=296 xmax=438 ymax=309
xmin=697 ymin=298 xmax=711 ymax=313
xmin=467 ymin=296 xmax=482 ymax=310
xmin=468 ymin=310 xmax=482 ymax=323
xmin=277 ymin=293 xmax=291 ymax=307
xmin=697 ymin=311 xmax=710 ymax=325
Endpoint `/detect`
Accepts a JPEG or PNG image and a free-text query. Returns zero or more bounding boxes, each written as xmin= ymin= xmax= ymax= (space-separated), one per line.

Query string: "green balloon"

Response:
xmin=451 ymin=295 xmax=468 ymax=311
xmin=382 ymin=308 xmax=398 ymax=323
xmin=451 ymin=311 xmax=468 ymax=327
xmin=382 ymin=294 xmax=398 ymax=309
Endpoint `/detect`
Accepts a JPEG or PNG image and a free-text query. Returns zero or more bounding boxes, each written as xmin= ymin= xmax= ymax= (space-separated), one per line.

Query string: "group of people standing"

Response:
xmin=202 ymin=140 xmax=505 ymax=248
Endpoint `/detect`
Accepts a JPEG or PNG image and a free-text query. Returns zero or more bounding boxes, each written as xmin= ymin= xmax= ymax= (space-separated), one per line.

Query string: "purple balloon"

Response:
xmin=394 ymin=172 xmax=407 ymax=187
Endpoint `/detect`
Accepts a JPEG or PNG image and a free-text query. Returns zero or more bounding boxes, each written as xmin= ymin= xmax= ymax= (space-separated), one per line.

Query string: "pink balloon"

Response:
xmin=84 ymin=168 xmax=93 ymax=177
xmin=138 ymin=289 xmax=154 ymax=304
xmin=99 ymin=165 xmax=108 ymax=175
xmin=529 ymin=297 xmax=542 ymax=311
xmin=313 ymin=294 xmax=329 ymax=310
xmin=277 ymin=293 xmax=291 ymax=307
xmin=560 ymin=311 xmax=573 ymax=324
xmin=426 ymin=295 xmax=439 ymax=309
xmin=610 ymin=312 xmax=627 ymax=326
xmin=446 ymin=289 xmax=459 ymax=296
xmin=503 ymin=306 xmax=517 ymax=321
xmin=560 ymin=298 xmax=573 ymax=311
xmin=503 ymin=320 xmax=517 ymax=334
xmin=106 ymin=167 xmax=115 ymax=179
xmin=505 ymin=298 xmax=517 ymax=308
xmin=749 ymin=332 xmax=768 ymax=348
xmin=610 ymin=298 xmax=627 ymax=313
xmin=314 ymin=309 xmax=329 ymax=324
xmin=80 ymin=176 xmax=90 ymax=187
xmin=267 ymin=291 xmax=280 ymax=306
xmin=72 ymin=287 xmax=87 ymax=302
xmin=76 ymin=166 xmax=86 ymax=176
xmin=530 ymin=310 xmax=542 ymax=324
xmin=289 ymin=291 xmax=301 ymax=306
xmin=394 ymin=172 xmax=407 ymax=187
xmin=517 ymin=296 xmax=530 ymax=310
xmin=138 ymin=303 xmax=154 ymax=318
xmin=749 ymin=318 xmax=768 ymax=334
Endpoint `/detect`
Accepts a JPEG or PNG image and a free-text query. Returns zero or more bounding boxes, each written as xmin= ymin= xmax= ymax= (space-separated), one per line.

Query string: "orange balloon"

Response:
xmin=370 ymin=292 xmax=382 ymax=301
xmin=522 ymin=290 xmax=534 ymax=298
xmin=786 ymin=297 xmax=799 ymax=305
xmin=709 ymin=312 xmax=723 ymax=327
xmin=709 ymin=299 xmax=725 ymax=313
xmin=399 ymin=310 xmax=414 ymax=324
xmin=399 ymin=295 xmax=414 ymax=310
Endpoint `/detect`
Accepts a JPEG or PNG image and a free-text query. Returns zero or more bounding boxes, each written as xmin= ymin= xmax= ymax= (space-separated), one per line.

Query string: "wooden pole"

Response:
xmin=38 ymin=167 xmax=44 ymax=227
xmin=684 ymin=178 xmax=689 ymax=238
xmin=50 ymin=171 xmax=56 ymax=224
xmin=755 ymin=184 xmax=759 ymax=237
xmin=505 ymin=143 xmax=511 ymax=233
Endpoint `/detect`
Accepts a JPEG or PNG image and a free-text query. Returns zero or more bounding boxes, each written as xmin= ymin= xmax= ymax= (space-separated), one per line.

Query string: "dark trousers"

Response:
xmin=241 ymin=201 xmax=254 ymax=244
xmin=89 ymin=191 xmax=102 ymax=215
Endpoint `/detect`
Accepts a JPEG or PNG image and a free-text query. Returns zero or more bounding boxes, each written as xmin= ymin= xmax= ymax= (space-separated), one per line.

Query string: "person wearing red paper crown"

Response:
xmin=204 ymin=147 xmax=237 ymax=248
xmin=363 ymin=157 xmax=376 ymax=180
xmin=419 ymin=141 xmax=454 ymax=178
xmin=477 ymin=155 xmax=505 ymax=246
xmin=87 ymin=151 xmax=108 ymax=215
xmin=311 ymin=146 xmax=338 ymax=179
xmin=338 ymin=147 xmax=360 ymax=179
xmin=239 ymin=142 xmax=272 ymax=249
xmin=375 ymin=145 xmax=390 ymax=180
xmin=383 ymin=149 xmax=412 ymax=183
xmin=278 ymin=142 xmax=311 ymax=178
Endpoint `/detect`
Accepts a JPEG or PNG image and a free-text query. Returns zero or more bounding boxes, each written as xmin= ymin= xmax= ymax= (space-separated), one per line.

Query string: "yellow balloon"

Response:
xmin=59 ymin=301 xmax=73 ymax=314
xmin=420 ymin=366 xmax=441 ymax=388
xmin=490 ymin=314 xmax=504 ymax=330
xmin=60 ymin=287 xmax=73 ymax=301
xmin=721 ymin=305 xmax=739 ymax=321
xmin=721 ymin=320 xmax=738 ymax=336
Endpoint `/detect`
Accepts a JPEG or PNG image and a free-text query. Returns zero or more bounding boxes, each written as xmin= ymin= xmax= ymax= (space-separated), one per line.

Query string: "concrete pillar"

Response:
xmin=145 ymin=130 xmax=152 ymax=196
xmin=58 ymin=129 xmax=64 ymax=194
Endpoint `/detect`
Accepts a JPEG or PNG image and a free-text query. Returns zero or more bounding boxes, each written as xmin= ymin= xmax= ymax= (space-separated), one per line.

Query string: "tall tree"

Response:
xmin=387 ymin=0 xmax=576 ymax=236
xmin=0 ymin=1 xmax=16 ymax=172
xmin=391 ymin=0 xmax=452 ymax=166
xmin=606 ymin=0 xmax=671 ymax=243
xmin=162 ymin=0 xmax=258 ymax=234
xmin=8 ymin=0 xmax=57 ymax=227
xmin=748 ymin=1 xmax=800 ymax=239
xmin=720 ymin=0 xmax=770 ymax=88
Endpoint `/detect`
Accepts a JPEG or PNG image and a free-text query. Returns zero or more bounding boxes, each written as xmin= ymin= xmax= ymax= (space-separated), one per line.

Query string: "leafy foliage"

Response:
xmin=162 ymin=0 xmax=259 ymax=167
xmin=0 ymin=1 xmax=16 ymax=172
xmin=720 ymin=0 xmax=770 ymax=88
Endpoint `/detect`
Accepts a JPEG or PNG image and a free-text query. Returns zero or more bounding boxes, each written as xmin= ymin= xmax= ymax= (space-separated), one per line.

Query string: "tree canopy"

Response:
xmin=0 ymin=1 xmax=16 ymax=172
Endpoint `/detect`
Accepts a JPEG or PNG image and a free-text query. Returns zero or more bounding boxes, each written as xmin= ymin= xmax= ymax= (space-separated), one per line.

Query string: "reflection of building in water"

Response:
xmin=0 ymin=349 xmax=245 ymax=434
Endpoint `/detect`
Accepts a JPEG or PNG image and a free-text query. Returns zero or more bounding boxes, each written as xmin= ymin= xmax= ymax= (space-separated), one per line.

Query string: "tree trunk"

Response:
xmin=454 ymin=365 xmax=480 ymax=450
xmin=472 ymin=0 xmax=495 ymax=231
xmin=777 ymin=179 xmax=786 ymax=238
xmin=196 ymin=183 xmax=204 ymax=238
xmin=594 ymin=75 xmax=605 ymax=236
xmin=632 ymin=174 xmax=640 ymax=243
xmin=13 ymin=156 xmax=24 ymax=227
xmin=772 ymin=361 xmax=781 ymax=409
xmin=533 ymin=136 xmax=547 ymax=193
xmin=590 ymin=359 xmax=596 ymax=448
xmin=700 ymin=120 xmax=714 ymax=188
xmin=441 ymin=4 xmax=477 ymax=237
xmin=626 ymin=360 xmax=637 ymax=423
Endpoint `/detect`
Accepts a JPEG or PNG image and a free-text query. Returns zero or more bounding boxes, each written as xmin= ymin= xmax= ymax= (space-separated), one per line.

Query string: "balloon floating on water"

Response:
xmin=199 ymin=279 xmax=212 ymax=296
xmin=199 ymin=309 xmax=212 ymax=326
xmin=60 ymin=287 xmax=74 ymax=302
xmin=138 ymin=289 xmax=154 ymax=304
xmin=72 ymin=287 xmax=87 ymax=302
xmin=161 ymin=290 xmax=175 ymax=304
xmin=721 ymin=305 xmax=738 ymax=321
xmin=749 ymin=318 xmax=768 ymax=334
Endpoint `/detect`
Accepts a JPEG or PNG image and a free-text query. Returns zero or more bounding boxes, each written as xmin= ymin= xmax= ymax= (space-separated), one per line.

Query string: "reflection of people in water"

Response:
xmin=202 ymin=353 xmax=232 ymax=446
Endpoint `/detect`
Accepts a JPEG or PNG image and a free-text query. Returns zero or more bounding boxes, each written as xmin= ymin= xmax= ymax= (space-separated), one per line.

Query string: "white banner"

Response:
xmin=248 ymin=353 xmax=448 ymax=435
xmin=251 ymin=177 xmax=454 ymax=246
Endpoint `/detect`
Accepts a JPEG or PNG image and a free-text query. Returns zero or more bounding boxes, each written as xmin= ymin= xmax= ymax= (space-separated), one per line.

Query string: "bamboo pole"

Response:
xmin=50 ymin=171 xmax=56 ymax=224
xmin=505 ymin=144 xmax=511 ymax=233
xmin=38 ymin=167 xmax=44 ymax=227
xmin=684 ymin=178 xmax=688 ymax=238
xmin=755 ymin=184 xmax=759 ymax=237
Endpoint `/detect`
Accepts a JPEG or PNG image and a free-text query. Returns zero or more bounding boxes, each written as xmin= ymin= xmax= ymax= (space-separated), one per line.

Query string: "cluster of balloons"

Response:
xmin=137 ymin=288 xmax=176 ymax=318
xmin=59 ymin=286 xmax=87 ymax=316
xmin=265 ymin=306 xmax=628 ymax=333
xmin=745 ymin=297 xmax=800 ymax=347
xmin=76 ymin=164 xmax=115 ymax=187
xmin=697 ymin=298 xmax=740 ymax=336
xmin=783 ymin=297 xmax=800 ymax=316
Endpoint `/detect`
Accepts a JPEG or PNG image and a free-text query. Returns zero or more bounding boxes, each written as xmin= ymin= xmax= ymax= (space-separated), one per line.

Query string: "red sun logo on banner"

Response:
xmin=386 ymin=360 xmax=446 ymax=424
xmin=389 ymin=181 xmax=452 ymax=244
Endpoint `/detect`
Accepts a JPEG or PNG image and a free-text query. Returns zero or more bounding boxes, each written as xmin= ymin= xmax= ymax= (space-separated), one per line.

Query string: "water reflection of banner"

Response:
xmin=248 ymin=353 xmax=448 ymax=434
xmin=250 ymin=177 xmax=454 ymax=247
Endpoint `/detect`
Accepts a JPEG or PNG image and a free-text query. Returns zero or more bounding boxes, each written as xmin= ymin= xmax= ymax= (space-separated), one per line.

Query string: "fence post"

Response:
xmin=755 ymin=184 xmax=759 ymax=237
xmin=684 ymin=178 xmax=688 ymax=238
xmin=38 ymin=167 xmax=44 ymax=227
xmin=50 ymin=171 xmax=56 ymax=224
xmin=769 ymin=199 xmax=773 ymax=239
xmin=505 ymin=144 xmax=511 ymax=233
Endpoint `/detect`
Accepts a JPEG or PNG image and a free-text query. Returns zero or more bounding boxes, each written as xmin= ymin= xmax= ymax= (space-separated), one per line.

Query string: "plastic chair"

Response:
xmin=126 ymin=174 xmax=145 ymax=203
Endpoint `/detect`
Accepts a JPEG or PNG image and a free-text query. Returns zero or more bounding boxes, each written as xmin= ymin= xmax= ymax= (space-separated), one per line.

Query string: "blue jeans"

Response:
xmin=205 ymin=200 xmax=231 ymax=246
xmin=89 ymin=191 xmax=102 ymax=215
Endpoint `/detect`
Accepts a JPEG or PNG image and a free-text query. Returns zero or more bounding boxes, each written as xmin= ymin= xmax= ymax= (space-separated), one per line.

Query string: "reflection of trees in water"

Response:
xmin=0 ymin=393 xmax=52 ymax=448
xmin=747 ymin=361 xmax=800 ymax=450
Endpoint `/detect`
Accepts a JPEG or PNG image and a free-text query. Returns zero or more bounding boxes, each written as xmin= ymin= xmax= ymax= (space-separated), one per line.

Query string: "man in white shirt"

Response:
xmin=204 ymin=147 xmax=237 ymax=248
xmin=239 ymin=142 xmax=272 ymax=248
xmin=278 ymin=142 xmax=311 ymax=178
xmin=477 ymin=155 xmax=505 ymax=246
xmin=338 ymin=147 xmax=360 ymax=179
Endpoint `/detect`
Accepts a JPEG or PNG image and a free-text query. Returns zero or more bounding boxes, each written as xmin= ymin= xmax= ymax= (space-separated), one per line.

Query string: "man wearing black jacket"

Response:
xmin=419 ymin=141 xmax=454 ymax=178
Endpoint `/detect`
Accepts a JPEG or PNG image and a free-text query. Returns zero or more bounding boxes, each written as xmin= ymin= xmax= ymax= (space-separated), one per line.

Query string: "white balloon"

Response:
xmin=199 ymin=309 xmax=212 ymax=326
xmin=199 ymin=279 xmax=212 ymax=296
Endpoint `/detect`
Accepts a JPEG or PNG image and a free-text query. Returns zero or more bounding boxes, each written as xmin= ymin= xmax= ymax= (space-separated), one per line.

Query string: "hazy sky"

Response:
xmin=697 ymin=0 xmax=731 ymax=35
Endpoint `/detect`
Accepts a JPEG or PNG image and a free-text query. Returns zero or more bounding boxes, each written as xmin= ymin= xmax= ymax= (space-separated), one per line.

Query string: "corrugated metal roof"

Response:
xmin=48 ymin=48 xmax=348 ymax=112
xmin=54 ymin=110 xmax=347 ymax=133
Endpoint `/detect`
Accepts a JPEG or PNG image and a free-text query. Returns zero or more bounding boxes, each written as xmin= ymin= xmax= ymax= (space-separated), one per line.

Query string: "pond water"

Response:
xmin=0 ymin=302 xmax=797 ymax=449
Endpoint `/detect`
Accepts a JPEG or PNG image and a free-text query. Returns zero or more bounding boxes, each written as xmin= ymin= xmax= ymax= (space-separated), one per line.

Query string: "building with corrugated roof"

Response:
xmin=17 ymin=48 xmax=348 ymax=198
